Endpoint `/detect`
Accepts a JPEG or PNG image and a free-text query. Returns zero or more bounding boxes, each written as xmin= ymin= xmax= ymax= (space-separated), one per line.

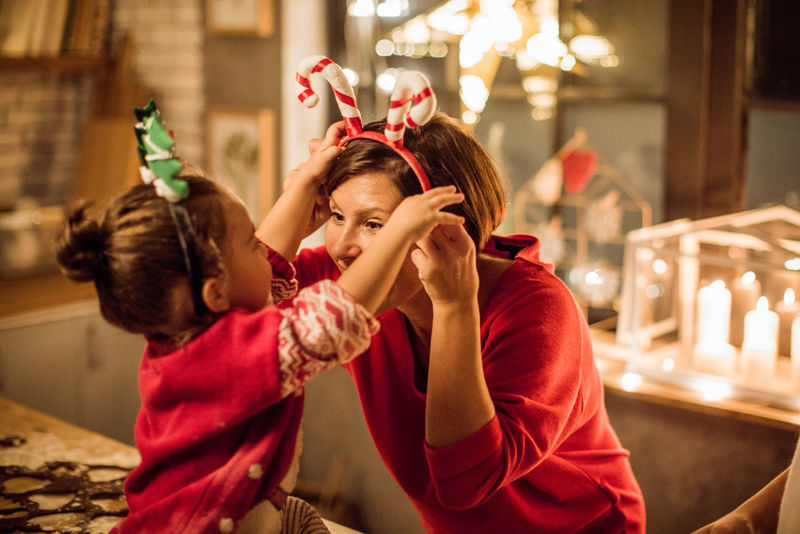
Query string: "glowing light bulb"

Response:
xmin=462 ymin=109 xmax=478 ymax=124
xmin=569 ymin=35 xmax=615 ymax=61
xmin=405 ymin=20 xmax=430 ymax=43
xmin=375 ymin=39 xmax=394 ymax=56
xmin=652 ymin=259 xmax=668 ymax=275
xmin=348 ymin=0 xmax=375 ymax=17
xmin=459 ymin=75 xmax=489 ymax=112
xmin=376 ymin=0 xmax=408 ymax=17
xmin=342 ymin=68 xmax=359 ymax=87
xmin=376 ymin=71 xmax=397 ymax=93
xmin=526 ymin=33 xmax=567 ymax=67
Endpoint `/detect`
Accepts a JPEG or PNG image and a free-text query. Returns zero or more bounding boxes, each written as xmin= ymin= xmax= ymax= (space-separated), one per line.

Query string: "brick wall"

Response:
xmin=113 ymin=0 xmax=205 ymax=165
xmin=0 ymin=0 xmax=204 ymax=210
xmin=0 ymin=71 xmax=96 ymax=208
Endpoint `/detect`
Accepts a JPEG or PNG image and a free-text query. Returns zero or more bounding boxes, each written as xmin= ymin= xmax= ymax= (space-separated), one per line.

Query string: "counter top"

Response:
xmin=0 ymin=396 xmax=138 ymax=532
xmin=0 ymin=273 xmax=96 ymax=319
xmin=0 ymin=397 xmax=140 ymax=472
xmin=591 ymin=328 xmax=800 ymax=432
xmin=0 ymin=397 xmax=361 ymax=533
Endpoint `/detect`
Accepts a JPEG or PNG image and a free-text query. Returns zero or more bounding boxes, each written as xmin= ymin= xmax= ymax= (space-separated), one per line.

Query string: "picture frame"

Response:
xmin=206 ymin=0 xmax=274 ymax=37
xmin=207 ymin=108 xmax=276 ymax=222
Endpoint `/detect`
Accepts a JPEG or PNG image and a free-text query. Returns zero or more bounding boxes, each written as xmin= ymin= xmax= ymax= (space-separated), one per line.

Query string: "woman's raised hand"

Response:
xmin=412 ymin=222 xmax=478 ymax=305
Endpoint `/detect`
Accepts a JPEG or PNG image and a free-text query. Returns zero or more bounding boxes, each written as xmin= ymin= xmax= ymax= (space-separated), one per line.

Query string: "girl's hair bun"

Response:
xmin=55 ymin=202 xmax=107 ymax=282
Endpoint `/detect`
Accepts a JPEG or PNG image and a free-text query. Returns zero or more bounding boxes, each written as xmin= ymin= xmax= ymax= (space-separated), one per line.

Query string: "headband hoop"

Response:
xmin=345 ymin=131 xmax=432 ymax=191
xmin=296 ymin=56 xmax=437 ymax=191
xmin=133 ymin=100 xmax=207 ymax=317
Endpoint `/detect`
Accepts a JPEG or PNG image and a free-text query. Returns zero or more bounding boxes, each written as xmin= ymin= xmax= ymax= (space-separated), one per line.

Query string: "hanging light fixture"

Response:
xmin=373 ymin=0 xmax=617 ymax=123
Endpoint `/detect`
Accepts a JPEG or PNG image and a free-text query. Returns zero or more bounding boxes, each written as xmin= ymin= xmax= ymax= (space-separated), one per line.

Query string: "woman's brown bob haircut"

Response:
xmin=326 ymin=113 xmax=508 ymax=248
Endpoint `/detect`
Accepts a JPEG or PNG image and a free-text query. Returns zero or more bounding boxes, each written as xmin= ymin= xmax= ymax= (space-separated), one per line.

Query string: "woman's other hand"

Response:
xmin=411 ymin=223 xmax=478 ymax=306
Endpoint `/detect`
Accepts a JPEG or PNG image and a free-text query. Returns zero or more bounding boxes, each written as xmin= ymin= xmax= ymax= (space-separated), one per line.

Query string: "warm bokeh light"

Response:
xmin=348 ymin=0 xmax=375 ymax=18
xmin=652 ymin=258 xmax=668 ymax=275
xmin=569 ymin=35 xmax=615 ymax=61
xmin=376 ymin=70 xmax=398 ymax=93
xmin=372 ymin=0 xmax=617 ymax=123
xmin=461 ymin=109 xmax=478 ymax=124
xmin=459 ymin=74 xmax=489 ymax=112
xmin=375 ymin=38 xmax=394 ymax=56
xmin=342 ymin=68 xmax=360 ymax=88
xmin=621 ymin=372 xmax=643 ymax=392
xmin=376 ymin=0 xmax=408 ymax=18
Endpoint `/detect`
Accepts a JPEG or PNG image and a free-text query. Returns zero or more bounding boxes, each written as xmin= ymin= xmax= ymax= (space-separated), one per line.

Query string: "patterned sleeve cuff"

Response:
xmin=287 ymin=280 xmax=379 ymax=362
xmin=276 ymin=280 xmax=380 ymax=397
xmin=263 ymin=241 xmax=298 ymax=303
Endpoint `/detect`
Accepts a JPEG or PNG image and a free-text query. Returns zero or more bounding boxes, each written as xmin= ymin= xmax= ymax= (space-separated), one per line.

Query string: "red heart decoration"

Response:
xmin=562 ymin=149 xmax=597 ymax=194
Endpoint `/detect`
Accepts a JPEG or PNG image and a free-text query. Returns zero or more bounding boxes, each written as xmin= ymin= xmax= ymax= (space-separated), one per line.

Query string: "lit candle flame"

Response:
xmin=785 ymin=288 xmax=796 ymax=306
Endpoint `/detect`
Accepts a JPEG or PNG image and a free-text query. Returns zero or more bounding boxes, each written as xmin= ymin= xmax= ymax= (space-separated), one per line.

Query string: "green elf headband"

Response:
xmin=134 ymin=100 xmax=208 ymax=317
xmin=134 ymin=100 xmax=187 ymax=201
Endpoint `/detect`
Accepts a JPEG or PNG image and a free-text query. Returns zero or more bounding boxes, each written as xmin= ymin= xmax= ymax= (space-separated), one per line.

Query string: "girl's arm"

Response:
xmin=411 ymin=224 xmax=495 ymax=448
xmin=337 ymin=187 xmax=465 ymax=315
xmin=256 ymin=121 xmax=345 ymax=260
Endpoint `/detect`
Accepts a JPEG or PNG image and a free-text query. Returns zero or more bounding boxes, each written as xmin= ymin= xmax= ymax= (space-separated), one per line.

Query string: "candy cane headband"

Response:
xmin=296 ymin=55 xmax=437 ymax=191
xmin=133 ymin=100 xmax=207 ymax=317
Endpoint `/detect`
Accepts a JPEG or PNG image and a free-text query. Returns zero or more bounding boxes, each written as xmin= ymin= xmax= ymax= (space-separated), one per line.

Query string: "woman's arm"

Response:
xmin=256 ymin=121 xmax=345 ymax=260
xmin=412 ymin=224 xmax=495 ymax=449
xmin=691 ymin=468 xmax=789 ymax=534
xmin=414 ymin=244 xmax=595 ymax=508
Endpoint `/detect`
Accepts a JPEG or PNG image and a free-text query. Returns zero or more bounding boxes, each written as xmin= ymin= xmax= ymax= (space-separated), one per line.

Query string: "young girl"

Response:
xmin=55 ymin=105 xmax=464 ymax=533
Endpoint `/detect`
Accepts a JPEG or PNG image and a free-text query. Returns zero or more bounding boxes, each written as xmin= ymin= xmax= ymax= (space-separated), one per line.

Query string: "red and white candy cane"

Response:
xmin=296 ymin=55 xmax=362 ymax=137
xmin=296 ymin=55 xmax=437 ymax=190
xmin=385 ymin=71 xmax=436 ymax=147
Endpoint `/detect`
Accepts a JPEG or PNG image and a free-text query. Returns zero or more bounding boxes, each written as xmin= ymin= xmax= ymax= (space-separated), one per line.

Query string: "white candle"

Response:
xmin=776 ymin=288 xmax=800 ymax=356
xmin=792 ymin=316 xmax=800 ymax=390
xmin=730 ymin=271 xmax=760 ymax=347
xmin=693 ymin=280 xmax=735 ymax=376
xmin=742 ymin=296 xmax=779 ymax=383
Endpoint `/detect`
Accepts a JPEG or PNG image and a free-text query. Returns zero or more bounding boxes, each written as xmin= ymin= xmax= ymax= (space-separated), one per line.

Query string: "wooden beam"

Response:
xmin=665 ymin=0 xmax=712 ymax=221
xmin=666 ymin=0 xmax=749 ymax=221
xmin=704 ymin=0 xmax=748 ymax=216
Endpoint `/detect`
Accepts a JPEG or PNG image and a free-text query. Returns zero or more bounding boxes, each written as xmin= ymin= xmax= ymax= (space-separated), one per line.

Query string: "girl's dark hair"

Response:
xmin=326 ymin=113 xmax=508 ymax=248
xmin=56 ymin=173 xmax=228 ymax=343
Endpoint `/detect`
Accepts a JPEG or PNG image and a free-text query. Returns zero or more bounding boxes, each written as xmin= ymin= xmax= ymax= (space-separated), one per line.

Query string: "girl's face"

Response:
xmin=222 ymin=199 xmax=273 ymax=311
xmin=325 ymin=172 xmax=423 ymax=314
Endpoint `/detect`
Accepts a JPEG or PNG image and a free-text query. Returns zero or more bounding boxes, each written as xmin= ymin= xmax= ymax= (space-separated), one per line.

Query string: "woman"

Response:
xmin=279 ymin=114 xmax=645 ymax=533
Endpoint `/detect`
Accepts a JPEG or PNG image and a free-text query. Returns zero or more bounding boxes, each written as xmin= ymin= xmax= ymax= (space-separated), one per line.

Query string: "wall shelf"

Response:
xmin=0 ymin=55 xmax=112 ymax=73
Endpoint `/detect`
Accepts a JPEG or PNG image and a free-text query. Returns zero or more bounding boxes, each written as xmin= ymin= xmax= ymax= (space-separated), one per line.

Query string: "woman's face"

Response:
xmin=326 ymin=172 xmax=423 ymax=314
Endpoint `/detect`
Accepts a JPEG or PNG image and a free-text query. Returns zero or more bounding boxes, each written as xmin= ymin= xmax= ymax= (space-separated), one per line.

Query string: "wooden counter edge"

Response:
xmin=0 ymin=272 xmax=96 ymax=319
xmin=591 ymin=329 xmax=800 ymax=432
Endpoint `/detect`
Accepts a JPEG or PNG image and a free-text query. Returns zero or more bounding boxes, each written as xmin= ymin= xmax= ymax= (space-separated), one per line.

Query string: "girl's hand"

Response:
xmin=411 ymin=223 xmax=478 ymax=305
xmin=384 ymin=186 xmax=465 ymax=243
